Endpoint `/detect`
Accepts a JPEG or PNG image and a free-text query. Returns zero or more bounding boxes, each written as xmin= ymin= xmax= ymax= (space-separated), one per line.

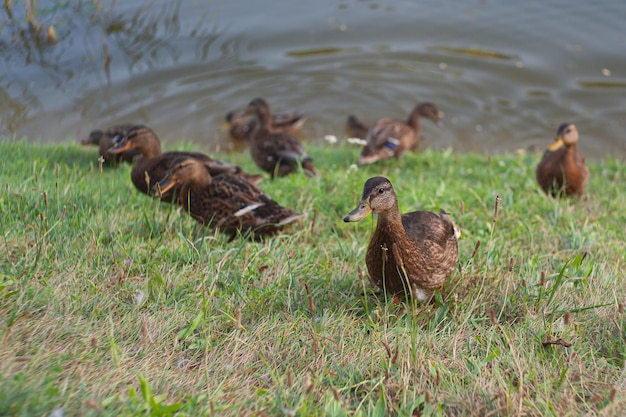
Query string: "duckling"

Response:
xmin=536 ymin=123 xmax=589 ymax=197
xmin=107 ymin=125 xmax=263 ymax=201
xmin=344 ymin=176 xmax=458 ymax=300
xmin=350 ymin=102 xmax=441 ymax=165
xmin=80 ymin=124 xmax=139 ymax=165
xmin=154 ymin=156 xmax=305 ymax=239
xmin=244 ymin=98 xmax=318 ymax=178
xmin=224 ymin=109 xmax=306 ymax=142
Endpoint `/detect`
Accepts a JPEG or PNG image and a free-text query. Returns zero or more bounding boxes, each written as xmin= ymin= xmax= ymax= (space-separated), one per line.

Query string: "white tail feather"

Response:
xmin=276 ymin=212 xmax=307 ymax=226
xmin=234 ymin=203 xmax=262 ymax=217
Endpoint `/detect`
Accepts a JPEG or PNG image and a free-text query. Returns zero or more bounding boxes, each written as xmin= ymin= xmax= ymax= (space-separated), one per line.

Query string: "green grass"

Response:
xmin=0 ymin=138 xmax=625 ymax=416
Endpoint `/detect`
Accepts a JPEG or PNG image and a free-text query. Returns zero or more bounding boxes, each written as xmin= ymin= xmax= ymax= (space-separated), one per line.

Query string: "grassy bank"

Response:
xmin=0 ymin=138 xmax=625 ymax=416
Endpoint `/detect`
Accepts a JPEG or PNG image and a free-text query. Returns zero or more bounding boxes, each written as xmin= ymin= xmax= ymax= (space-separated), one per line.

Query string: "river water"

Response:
xmin=1 ymin=0 xmax=625 ymax=159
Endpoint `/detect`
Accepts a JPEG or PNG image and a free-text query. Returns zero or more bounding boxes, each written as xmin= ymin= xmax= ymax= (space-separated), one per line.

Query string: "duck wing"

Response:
xmin=401 ymin=210 xmax=456 ymax=249
xmin=367 ymin=118 xmax=413 ymax=149
xmin=358 ymin=118 xmax=415 ymax=164
xmin=272 ymin=112 xmax=307 ymax=133
xmin=536 ymin=148 xmax=567 ymax=195
xmin=188 ymin=174 xmax=302 ymax=238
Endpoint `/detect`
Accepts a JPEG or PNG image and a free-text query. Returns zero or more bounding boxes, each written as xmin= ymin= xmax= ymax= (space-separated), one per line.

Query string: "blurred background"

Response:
xmin=1 ymin=0 xmax=625 ymax=159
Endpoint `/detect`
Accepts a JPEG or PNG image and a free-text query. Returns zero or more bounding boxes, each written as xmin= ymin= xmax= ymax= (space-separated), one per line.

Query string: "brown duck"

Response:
xmin=536 ymin=123 xmax=589 ymax=197
xmin=107 ymin=125 xmax=263 ymax=201
xmin=224 ymin=108 xmax=306 ymax=141
xmin=244 ymin=98 xmax=318 ymax=178
xmin=80 ymin=124 xmax=139 ymax=165
xmin=154 ymin=156 xmax=305 ymax=239
xmin=344 ymin=176 xmax=459 ymax=300
xmin=348 ymin=102 xmax=441 ymax=165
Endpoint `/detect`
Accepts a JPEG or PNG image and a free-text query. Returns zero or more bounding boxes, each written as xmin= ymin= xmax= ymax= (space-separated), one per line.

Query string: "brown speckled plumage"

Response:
xmin=107 ymin=125 xmax=263 ymax=201
xmin=155 ymin=156 xmax=305 ymax=239
xmin=536 ymin=123 xmax=589 ymax=197
xmin=349 ymin=102 xmax=441 ymax=165
xmin=344 ymin=176 xmax=458 ymax=299
xmin=244 ymin=98 xmax=317 ymax=178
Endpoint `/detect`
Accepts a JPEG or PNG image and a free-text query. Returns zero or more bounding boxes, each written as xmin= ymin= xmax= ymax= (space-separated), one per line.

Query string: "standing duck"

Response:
xmin=224 ymin=108 xmax=306 ymax=142
xmin=536 ymin=123 xmax=589 ymax=197
xmin=343 ymin=176 xmax=459 ymax=300
xmin=349 ymin=102 xmax=441 ymax=165
xmin=154 ymin=156 xmax=305 ymax=239
xmin=107 ymin=125 xmax=263 ymax=201
xmin=80 ymin=124 xmax=139 ymax=166
xmin=244 ymin=98 xmax=318 ymax=178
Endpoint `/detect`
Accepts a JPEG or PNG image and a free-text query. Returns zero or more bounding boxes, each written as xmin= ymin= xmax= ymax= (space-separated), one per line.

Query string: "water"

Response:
xmin=1 ymin=0 xmax=625 ymax=159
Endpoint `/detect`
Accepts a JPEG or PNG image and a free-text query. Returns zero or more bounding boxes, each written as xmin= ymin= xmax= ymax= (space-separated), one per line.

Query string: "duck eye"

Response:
xmin=378 ymin=187 xmax=385 ymax=194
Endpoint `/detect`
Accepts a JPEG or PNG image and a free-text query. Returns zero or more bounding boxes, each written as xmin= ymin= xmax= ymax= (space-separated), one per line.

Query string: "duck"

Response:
xmin=536 ymin=123 xmax=589 ymax=197
xmin=154 ymin=156 xmax=306 ymax=239
xmin=224 ymin=108 xmax=306 ymax=142
xmin=107 ymin=125 xmax=263 ymax=201
xmin=343 ymin=176 xmax=459 ymax=300
xmin=80 ymin=124 xmax=139 ymax=165
xmin=348 ymin=102 xmax=441 ymax=165
xmin=244 ymin=98 xmax=318 ymax=178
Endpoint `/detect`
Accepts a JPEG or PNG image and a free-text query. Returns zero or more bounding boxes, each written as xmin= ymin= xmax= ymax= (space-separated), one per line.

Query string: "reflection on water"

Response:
xmin=433 ymin=47 xmax=515 ymax=61
xmin=1 ymin=0 xmax=625 ymax=159
xmin=578 ymin=80 xmax=626 ymax=89
xmin=286 ymin=47 xmax=362 ymax=58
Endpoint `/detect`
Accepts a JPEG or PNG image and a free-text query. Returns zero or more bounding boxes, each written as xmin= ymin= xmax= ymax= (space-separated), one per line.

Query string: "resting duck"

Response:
xmin=349 ymin=102 xmax=441 ymax=165
xmin=107 ymin=125 xmax=263 ymax=201
xmin=224 ymin=108 xmax=306 ymax=142
xmin=80 ymin=124 xmax=139 ymax=165
xmin=244 ymin=98 xmax=318 ymax=178
xmin=154 ymin=156 xmax=305 ymax=239
xmin=536 ymin=123 xmax=589 ymax=197
xmin=343 ymin=176 xmax=459 ymax=300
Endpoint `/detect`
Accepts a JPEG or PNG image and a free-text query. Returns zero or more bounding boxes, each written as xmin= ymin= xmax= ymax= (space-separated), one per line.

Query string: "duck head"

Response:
xmin=414 ymin=102 xmax=443 ymax=127
xmin=548 ymin=123 xmax=578 ymax=151
xmin=244 ymin=98 xmax=271 ymax=127
xmin=344 ymin=176 xmax=398 ymax=222
xmin=107 ymin=125 xmax=160 ymax=156
xmin=153 ymin=156 xmax=212 ymax=197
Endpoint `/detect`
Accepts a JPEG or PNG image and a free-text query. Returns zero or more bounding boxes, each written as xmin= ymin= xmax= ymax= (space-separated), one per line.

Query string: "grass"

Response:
xmin=0 ymin=137 xmax=625 ymax=416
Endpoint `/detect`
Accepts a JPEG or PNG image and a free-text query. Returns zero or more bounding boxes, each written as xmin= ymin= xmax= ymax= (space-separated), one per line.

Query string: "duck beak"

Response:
xmin=220 ymin=120 xmax=231 ymax=132
xmin=343 ymin=200 xmax=371 ymax=222
xmin=107 ymin=139 xmax=132 ymax=155
xmin=547 ymin=136 xmax=564 ymax=151
xmin=154 ymin=175 xmax=177 ymax=197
